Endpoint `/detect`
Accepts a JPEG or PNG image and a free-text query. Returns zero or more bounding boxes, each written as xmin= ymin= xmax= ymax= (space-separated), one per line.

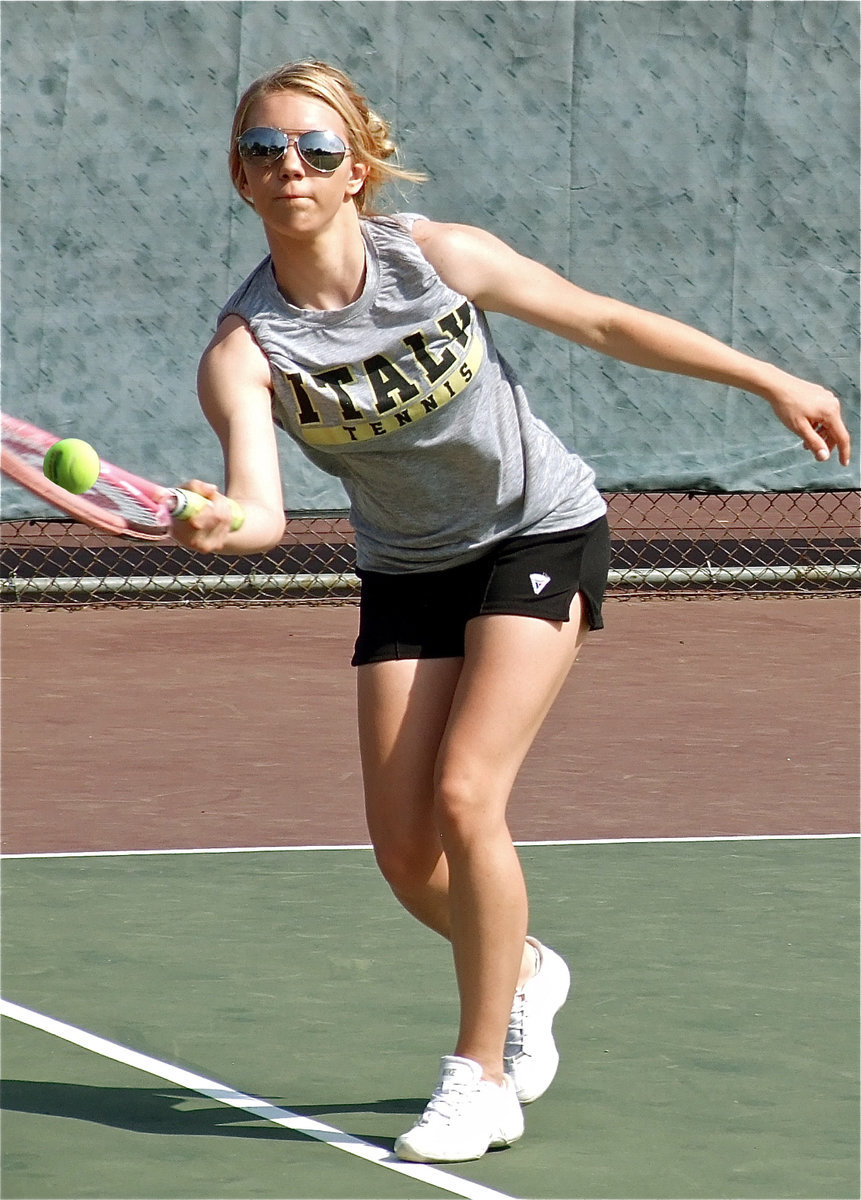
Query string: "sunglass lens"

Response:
xmin=237 ymin=127 xmax=288 ymax=162
xmin=297 ymin=131 xmax=347 ymax=172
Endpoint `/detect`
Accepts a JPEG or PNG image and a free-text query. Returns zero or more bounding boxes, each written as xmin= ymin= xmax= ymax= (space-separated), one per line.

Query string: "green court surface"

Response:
xmin=1 ymin=839 xmax=858 ymax=1200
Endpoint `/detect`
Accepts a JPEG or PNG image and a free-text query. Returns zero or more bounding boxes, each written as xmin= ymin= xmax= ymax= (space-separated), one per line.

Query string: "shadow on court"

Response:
xmin=0 ymin=1080 xmax=421 ymax=1145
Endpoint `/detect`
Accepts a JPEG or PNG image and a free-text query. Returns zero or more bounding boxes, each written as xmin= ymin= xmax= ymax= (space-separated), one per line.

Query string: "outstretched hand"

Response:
xmin=766 ymin=375 xmax=851 ymax=466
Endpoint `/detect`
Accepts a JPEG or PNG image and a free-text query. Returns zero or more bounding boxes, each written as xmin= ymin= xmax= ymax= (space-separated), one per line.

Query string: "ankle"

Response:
xmin=451 ymin=1053 xmax=505 ymax=1088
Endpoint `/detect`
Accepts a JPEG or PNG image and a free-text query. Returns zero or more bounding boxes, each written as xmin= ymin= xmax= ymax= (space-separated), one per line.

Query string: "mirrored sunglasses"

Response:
xmin=236 ymin=127 xmax=350 ymax=173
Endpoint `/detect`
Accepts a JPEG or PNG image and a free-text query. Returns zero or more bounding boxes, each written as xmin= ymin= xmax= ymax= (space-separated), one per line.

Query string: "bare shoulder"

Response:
xmin=199 ymin=316 xmax=270 ymax=391
xmin=412 ymin=219 xmax=612 ymax=341
xmin=411 ymin=219 xmax=519 ymax=300
xmin=201 ymin=314 xmax=268 ymax=370
xmin=197 ymin=315 xmax=272 ymax=433
xmin=411 ymin=218 xmax=498 ymax=252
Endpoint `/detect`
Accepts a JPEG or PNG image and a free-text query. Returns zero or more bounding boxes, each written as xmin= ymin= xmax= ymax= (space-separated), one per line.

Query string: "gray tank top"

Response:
xmin=218 ymin=214 xmax=606 ymax=572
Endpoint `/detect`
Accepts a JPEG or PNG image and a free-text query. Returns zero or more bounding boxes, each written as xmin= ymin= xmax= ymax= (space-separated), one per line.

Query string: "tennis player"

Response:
xmin=173 ymin=60 xmax=851 ymax=1163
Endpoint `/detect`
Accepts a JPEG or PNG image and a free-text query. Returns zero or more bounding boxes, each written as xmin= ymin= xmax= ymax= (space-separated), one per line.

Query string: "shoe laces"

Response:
xmin=504 ymin=988 xmax=526 ymax=1060
xmin=420 ymin=1071 xmax=479 ymax=1126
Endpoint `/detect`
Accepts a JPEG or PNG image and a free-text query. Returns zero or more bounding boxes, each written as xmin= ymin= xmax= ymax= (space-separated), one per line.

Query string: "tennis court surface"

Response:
xmin=2 ymin=596 xmax=858 ymax=1199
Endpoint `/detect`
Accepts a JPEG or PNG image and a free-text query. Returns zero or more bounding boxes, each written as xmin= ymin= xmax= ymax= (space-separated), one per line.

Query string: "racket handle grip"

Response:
xmin=170 ymin=488 xmax=245 ymax=532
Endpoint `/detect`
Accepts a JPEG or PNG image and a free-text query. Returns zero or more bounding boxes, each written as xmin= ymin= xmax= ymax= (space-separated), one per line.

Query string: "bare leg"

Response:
xmin=357 ymin=596 xmax=589 ymax=1083
xmin=358 ymin=655 xmax=459 ymax=936
xmin=358 ymin=658 xmax=538 ymax=985
xmin=437 ymin=601 xmax=589 ymax=1080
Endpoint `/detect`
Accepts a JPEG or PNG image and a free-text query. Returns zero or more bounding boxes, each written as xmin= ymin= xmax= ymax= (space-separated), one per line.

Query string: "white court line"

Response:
xmin=0 ymin=999 xmax=516 ymax=1200
xmin=1 ymin=832 xmax=857 ymax=860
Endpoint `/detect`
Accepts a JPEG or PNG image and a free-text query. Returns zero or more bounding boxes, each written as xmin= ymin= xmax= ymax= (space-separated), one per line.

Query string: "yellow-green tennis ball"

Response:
xmin=43 ymin=438 xmax=101 ymax=494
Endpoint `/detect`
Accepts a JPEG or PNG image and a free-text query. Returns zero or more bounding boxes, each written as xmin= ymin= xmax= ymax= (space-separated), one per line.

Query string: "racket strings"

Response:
xmin=89 ymin=479 xmax=164 ymax=528
xmin=3 ymin=428 xmax=167 ymax=533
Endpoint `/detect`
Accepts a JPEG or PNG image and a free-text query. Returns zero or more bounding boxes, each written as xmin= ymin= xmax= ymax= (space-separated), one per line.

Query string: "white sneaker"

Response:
xmin=505 ymin=937 xmax=571 ymax=1104
xmin=394 ymin=1055 xmax=524 ymax=1163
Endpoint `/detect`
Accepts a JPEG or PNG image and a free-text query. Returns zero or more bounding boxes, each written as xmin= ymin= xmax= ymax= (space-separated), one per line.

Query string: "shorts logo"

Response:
xmin=530 ymin=572 xmax=551 ymax=596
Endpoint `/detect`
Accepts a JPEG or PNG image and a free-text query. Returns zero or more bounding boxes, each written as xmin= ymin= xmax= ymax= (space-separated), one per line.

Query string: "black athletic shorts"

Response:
xmin=351 ymin=514 xmax=611 ymax=666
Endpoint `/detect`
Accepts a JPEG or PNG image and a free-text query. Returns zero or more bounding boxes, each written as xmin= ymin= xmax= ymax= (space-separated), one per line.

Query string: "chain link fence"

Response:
xmin=1 ymin=491 xmax=857 ymax=609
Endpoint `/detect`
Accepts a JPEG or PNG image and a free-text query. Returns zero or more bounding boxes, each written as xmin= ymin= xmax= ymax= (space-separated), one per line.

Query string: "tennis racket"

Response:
xmin=1 ymin=413 xmax=244 ymax=541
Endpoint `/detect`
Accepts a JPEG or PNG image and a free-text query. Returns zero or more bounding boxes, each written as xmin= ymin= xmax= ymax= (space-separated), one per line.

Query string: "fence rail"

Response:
xmin=2 ymin=491 xmax=858 ymax=609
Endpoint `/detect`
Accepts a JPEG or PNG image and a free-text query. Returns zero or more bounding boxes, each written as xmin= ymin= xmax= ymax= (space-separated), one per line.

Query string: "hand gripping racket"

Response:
xmin=1 ymin=413 xmax=244 ymax=541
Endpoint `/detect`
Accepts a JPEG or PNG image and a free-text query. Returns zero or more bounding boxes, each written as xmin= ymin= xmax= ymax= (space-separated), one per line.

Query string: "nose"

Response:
xmin=278 ymin=139 xmax=305 ymax=176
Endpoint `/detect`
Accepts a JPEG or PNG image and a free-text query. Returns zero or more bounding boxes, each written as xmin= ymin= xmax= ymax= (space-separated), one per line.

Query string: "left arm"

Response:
xmin=412 ymin=220 xmax=851 ymax=466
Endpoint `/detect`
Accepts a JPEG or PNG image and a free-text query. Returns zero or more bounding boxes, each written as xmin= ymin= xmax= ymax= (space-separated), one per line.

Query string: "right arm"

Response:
xmin=171 ymin=314 xmax=286 ymax=554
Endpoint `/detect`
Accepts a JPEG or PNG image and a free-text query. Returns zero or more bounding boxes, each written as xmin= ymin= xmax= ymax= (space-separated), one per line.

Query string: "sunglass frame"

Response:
xmin=236 ymin=126 xmax=350 ymax=174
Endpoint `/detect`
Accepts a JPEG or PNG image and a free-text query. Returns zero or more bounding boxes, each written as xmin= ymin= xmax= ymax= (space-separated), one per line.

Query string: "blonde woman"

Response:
xmin=174 ymin=61 xmax=850 ymax=1163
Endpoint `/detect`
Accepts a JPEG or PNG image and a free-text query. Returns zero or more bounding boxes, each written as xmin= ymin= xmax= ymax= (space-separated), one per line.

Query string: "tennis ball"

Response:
xmin=43 ymin=438 xmax=101 ymax=494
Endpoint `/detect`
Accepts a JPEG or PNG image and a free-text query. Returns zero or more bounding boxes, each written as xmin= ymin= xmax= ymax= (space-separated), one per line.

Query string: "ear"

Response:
xmin=345 ymin=158 xmax=370 ymax=198
xmin=237 ymin=166 xmax=255 ymax=205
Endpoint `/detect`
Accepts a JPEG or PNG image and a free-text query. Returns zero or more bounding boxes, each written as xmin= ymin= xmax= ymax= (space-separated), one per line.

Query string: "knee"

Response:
xmin=371 ymin=829 xmax=441 ymax=898
xmin=433 ymin=764 xmax=492 ymax=847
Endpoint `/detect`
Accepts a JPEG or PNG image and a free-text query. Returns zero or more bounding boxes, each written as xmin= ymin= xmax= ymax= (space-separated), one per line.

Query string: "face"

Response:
xmin=237 ymin=90 xmax=368 ymax=238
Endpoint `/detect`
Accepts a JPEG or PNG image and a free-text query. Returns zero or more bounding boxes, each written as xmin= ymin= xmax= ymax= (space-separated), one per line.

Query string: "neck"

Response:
xmin=267 ymin=208 xmax=367 ymax=311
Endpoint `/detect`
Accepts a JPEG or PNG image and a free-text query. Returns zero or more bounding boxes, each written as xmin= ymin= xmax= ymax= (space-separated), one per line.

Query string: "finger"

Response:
xmin=811 ymin=419 xmax=852 ymax=467
xmin=832 ymin=420 xmax=852 ymax=467
xmin=182 ymin=478 xmax=219 ymax=500
xmin=175 ymin=481 xmax=224 ymax=532
xmin=818 ymin=394 xmax=852 ymax=467
xmin=804 ymin=421 xmax=831 ymax=462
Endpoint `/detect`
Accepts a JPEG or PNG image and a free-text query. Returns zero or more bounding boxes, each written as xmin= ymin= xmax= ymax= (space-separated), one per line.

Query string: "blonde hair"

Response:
xmin=228 ymin=60 xmax=425 ymax=213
